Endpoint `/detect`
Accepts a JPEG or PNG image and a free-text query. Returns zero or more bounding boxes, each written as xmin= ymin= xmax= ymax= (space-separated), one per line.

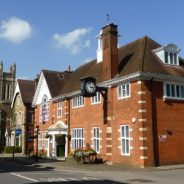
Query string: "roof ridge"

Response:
xmin=42 ymin=69 xmax=65 ymax=74
xmin=18 ymin=79 xmax=34 ymax=82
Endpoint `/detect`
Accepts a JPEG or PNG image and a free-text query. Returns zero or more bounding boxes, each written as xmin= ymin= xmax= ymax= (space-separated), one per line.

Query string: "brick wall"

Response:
xmin=33 ymin=79 xmax=184 ymax=167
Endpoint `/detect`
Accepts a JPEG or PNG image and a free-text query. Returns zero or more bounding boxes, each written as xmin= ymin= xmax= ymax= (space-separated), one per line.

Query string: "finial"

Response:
xmin=106 ymin=14 xmax=110 ymax=25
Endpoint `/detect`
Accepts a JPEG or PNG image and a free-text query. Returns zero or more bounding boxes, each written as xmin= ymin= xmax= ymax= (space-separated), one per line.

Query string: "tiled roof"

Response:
xmin=18 ymin=79 xmax=36 ymax=104
xmin=42 ymin=70 xmax=72 ymax=98
xmin=59 ymin=36 xmax=184 ymax=96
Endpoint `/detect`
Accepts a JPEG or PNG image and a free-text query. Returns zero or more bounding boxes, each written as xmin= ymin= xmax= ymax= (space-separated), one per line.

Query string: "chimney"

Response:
xmin=101 ymin=23 xmax=118 ymax=81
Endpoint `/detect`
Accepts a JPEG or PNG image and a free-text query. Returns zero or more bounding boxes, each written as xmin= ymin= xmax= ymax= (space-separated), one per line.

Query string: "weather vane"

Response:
xmin=106 ymin=14 xmax=110 ymax=24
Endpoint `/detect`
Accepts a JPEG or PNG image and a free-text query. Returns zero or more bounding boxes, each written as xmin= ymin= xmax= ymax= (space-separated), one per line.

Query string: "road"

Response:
xmin=0 ymin=157 xmax=184 ymax=184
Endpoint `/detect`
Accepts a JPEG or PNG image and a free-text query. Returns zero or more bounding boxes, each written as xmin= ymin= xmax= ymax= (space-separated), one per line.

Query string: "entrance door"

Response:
xmin=56 ymin=135 xmax=65 ymax=157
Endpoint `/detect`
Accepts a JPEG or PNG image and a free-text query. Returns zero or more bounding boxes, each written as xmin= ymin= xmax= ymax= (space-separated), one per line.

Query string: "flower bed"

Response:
xmin=71 ymin=148 xmax=97 ymax=163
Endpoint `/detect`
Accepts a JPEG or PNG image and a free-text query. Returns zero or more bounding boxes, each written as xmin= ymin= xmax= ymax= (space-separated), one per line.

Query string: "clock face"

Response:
xmin=85 ymin=81 xmax=96 ymax=94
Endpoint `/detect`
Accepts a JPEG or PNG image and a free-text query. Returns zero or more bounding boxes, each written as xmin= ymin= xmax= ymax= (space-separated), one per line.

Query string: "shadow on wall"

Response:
xmin=26 ymin=180 xmax=127 ymax=184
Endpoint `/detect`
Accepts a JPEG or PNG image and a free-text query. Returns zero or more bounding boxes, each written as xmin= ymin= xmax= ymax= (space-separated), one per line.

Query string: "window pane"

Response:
xmin=174 ymin=53 xmax=177 ymax=65
xmin=126 ymin=84 xmax=130 ymax=96
xmin=125 ymin=126 xmax=129 ymax=137
xmin=122 ymin=139 xmax=125 ymax=154
xmin=165 ymin=52 xmax=168 ymax=63
xmin=126 ymin=139 xmax=129 ymax=154
xmin=166 ymin=84 xmax=170 ymax=96
xmin=121 ymin=126 xmax=124 ymax=137
xmin=171 ymin=84 xmax=175 ymax=97
xmin=170 ymin=53 xmax=173 ymax=64
xmin=176 ymin=85 xmax=180 ymax=97
xmin=181 ymin=86 xmax=184 ymax=98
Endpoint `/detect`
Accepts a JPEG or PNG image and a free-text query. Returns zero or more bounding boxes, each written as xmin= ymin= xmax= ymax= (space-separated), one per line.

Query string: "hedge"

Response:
xmin=4 ymin=146 xmax=22 ymax=153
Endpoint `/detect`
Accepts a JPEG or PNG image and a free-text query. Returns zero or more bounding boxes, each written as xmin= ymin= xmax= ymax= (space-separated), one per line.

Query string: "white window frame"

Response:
xmin=163 ymin=82 xmax=184 ymax=100
xmin=93 ymin=127 xmax=100 ymax=153
xmin=120 ymin=125 xmax=130 ymax=156
xmin=164 ymin=51 xmax=179 ymax=66
xmin=91 ymin=92 xmax=101 ymax=104
xmin=118 ymin=82 xmax=130 ymax=99
xmin=72 ymin=96 xmax=85 ymax=108
xmin=38 ymin=131 xmax=43 ymax=150
xmin=71 ymin=128 xmax=84 ymax=150
xmin=57 ymin=99 xmax=62 ymax=118
xmin=43 ymin=132 xmax=49 ymax=150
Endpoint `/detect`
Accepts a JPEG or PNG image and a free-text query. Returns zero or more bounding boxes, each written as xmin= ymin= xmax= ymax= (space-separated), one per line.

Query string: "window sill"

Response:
xmin=118 ymin=96 xmax=131 ymax=100
xmin=91 ymin=102 xmax=101 ymax=105
xmin=163 ymin=96 xmax=184 ymax=101
xmin=72 ymin=105 xmax=85 ymax=109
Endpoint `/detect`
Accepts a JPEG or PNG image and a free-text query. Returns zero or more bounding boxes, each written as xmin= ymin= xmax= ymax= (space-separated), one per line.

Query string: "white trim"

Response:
xmin=137 ymin=81 xmax=142 ymax=84
xmin=138 ymin=109 xmax=146 ymax=113
xmin=120 ymin=125 xmax=131 ymax=156
xmin=140 ymin=147 xmax=148 ymax=150
xmin=138 ymin=119 xmax=147 ymax=122
xmin=32 ymin=72 xmax=52 ymax=106
xmin=138 ymin=91 xmax=146 ymax=95
xmin=72 ymin=96 xmax=85 ymax=108
xmin=91 ymin=92 xmax=101 ymax=105
xmin=163 ymin=82 xmax=184 ymax=101
xmin=11 ymin=81 xmax=22 ymax=108
xmin=92 ymin=127 xmax=100 ymax=153
xmin=138 ymin=100 xmax=146 ymax=104
xmin=139 ymin=137 xmax=147 ymax=140
xmin=117 ymin=82 xmax=131 ymax=99
xmin=106 ymin=153 xmax=112 ymax=156
xmin=52 ymin=71 xmax=184 ymax=102
xmin=140 ymin=156 xmax=148 ymax=160
xmin=139 ymin=128 xmax=147 ymax=131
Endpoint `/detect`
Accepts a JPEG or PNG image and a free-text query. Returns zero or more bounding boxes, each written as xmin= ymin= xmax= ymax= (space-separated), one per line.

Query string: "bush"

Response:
xmin=0 ymin=146 xmax=4 ymax=153
xmin=4 ymin=146 xmax=22 ymax=153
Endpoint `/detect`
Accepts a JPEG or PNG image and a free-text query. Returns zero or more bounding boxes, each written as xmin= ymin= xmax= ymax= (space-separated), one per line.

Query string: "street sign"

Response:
xmin=15 ymin=128 xmax=22 ymax=136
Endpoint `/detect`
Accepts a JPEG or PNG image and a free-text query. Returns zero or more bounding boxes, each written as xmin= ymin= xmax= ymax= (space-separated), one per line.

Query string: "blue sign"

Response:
xmin=15 ymin=128 xmax=22 ymax=136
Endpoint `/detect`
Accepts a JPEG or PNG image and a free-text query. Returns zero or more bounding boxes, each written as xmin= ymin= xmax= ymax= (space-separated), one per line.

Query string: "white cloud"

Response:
xmin=0 ymin=17 xmax=32 ymax=44
xmin=53 ymin=28 xmax=92 ymax=54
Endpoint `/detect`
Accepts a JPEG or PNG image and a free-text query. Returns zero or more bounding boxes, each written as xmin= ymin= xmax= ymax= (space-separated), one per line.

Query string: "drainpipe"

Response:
xmin=150 ymin=78 xmax=159 ymax=166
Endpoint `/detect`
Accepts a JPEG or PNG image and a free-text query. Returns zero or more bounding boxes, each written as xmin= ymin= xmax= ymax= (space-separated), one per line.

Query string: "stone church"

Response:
xmin=0 ymin=62 xmax=16 ymax=147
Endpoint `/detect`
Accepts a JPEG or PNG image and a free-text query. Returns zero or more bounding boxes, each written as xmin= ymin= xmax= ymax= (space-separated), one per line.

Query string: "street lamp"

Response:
xmin=35 ymin=125 xmax=39 ymax=162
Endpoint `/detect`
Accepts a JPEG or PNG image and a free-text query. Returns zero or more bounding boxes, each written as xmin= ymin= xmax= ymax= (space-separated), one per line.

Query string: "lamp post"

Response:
xmin=35 ymin=125 xmax=39 ymax=162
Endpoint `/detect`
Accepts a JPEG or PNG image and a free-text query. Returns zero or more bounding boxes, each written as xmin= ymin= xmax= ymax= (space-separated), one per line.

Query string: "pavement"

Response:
xmin=1 ymin=153 xmax=184 ymax=172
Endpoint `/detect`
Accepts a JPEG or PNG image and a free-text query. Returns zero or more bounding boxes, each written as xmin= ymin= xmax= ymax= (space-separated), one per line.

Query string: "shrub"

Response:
xmin=72 ymin=147 xmax=97 ymax=162
xmin=0 ymin=146 xmax=4 ymax=153
xmin=4 ymin=146 xmax=22 ymax=153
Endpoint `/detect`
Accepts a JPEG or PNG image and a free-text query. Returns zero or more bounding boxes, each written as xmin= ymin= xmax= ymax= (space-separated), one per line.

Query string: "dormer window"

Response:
xmin=164 ymin=51 xmax=178 ymax=65
xmin=153 ymin=43 xmax=180 ymax=66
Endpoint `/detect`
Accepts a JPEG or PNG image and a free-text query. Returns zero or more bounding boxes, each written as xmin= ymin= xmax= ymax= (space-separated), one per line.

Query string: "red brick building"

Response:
xmin=33 ymin=23 xmax=184 ymax=167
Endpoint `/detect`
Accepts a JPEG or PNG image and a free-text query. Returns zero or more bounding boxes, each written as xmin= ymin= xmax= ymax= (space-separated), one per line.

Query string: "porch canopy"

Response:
xmin=47 ymin=121 xmax=68 ymax=135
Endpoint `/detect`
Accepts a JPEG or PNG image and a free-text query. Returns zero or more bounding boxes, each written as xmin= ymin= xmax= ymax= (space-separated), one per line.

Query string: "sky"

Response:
xmin=0 ymin=0 xmax=184 ymax=79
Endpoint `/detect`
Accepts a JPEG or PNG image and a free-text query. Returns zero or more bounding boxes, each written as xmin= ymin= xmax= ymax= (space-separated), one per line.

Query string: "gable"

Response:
xmin=11 ymin=81 xmax=22 ymax=108
xmin=32 ymin=72 xmax=51 ymax=106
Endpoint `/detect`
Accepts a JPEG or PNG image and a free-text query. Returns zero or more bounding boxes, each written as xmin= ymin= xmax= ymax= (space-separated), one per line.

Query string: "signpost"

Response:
xmin=12 ymin=128 xmax=22 ymax=160
xmin=15 ymin=128 xmax=21 ymax=136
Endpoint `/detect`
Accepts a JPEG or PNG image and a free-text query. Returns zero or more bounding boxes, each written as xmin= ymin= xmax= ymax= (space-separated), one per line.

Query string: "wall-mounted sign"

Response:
xmin=15 ymin=128 xmax=22 ymax=136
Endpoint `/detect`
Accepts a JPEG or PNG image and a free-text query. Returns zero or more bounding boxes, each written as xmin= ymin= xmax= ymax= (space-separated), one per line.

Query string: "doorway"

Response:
xmin=56 ymin=135 xmax=65 ymax=157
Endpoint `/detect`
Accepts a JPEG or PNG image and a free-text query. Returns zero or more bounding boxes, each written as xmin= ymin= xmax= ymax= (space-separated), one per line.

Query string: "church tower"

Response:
xmin=0 ymin=62 xmax=16 ymax=147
